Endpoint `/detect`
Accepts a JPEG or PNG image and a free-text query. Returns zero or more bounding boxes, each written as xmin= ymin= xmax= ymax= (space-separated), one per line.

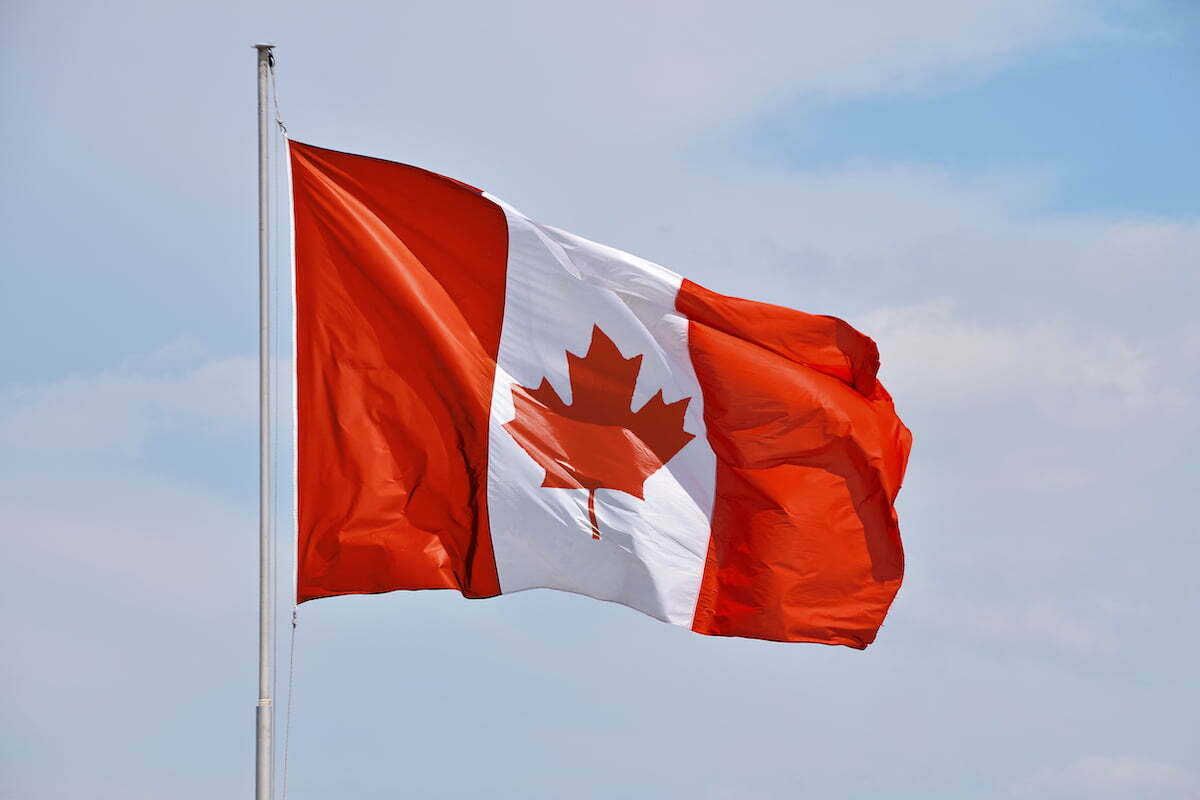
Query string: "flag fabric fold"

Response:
xmin=291 ymin=140 xmax=911 ymax=648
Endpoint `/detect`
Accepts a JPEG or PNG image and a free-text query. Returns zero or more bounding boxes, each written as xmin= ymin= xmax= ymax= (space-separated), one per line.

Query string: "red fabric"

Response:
xmin=291 ymin=141 xmax=910 ymax=646
xmin=680 ymin=280 xmax=911 ymax=648
xmin=291 ymin=141 xmax=506 ymax=603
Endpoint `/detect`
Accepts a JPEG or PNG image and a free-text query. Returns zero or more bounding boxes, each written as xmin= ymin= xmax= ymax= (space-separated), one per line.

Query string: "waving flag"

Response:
xmin=290 ymin=140 xmax=911 ymax=648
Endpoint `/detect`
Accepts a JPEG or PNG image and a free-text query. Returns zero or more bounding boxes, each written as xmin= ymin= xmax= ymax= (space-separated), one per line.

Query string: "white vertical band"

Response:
xmin=483 ymin=196 xmax=716 ymax=626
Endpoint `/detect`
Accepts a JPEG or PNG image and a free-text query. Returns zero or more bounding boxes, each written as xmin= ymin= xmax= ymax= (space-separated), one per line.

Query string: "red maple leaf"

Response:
xmin=503 ymin=326 xmax=695 ymax=539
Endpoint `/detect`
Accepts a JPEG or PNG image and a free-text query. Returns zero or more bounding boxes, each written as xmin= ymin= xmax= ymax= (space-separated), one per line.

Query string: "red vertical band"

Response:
xmin=291 ymin=141 xmax=506 ymax=603
xmin=679 ymin=279 xmax=911 ymax=647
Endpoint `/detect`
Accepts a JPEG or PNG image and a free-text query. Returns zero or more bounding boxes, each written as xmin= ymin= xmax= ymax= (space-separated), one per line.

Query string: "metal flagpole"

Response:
xmin=254 ymin=42 xmax=275 ymax=800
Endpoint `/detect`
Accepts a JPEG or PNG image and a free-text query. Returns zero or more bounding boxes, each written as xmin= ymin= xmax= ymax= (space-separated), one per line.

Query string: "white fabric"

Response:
xmin=484 ymin=195 xmax=716 ymax=626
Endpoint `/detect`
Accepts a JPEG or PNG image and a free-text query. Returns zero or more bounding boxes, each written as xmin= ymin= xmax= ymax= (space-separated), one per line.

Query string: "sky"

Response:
xmin=1 ymin=1 xmax=1197 ymax=798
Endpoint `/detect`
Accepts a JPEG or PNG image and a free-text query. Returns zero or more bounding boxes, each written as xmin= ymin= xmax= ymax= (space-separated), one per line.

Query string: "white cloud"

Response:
xmin=481 ymin=0 xmax=1113 ymax=139
xmin=0 ymin=351 xmax=256 ymax=454
xmin=1011 ymin=756 xmax=1200 ymax=800
xmin=905 ymin=591 xmax=1120 ymax=656
xmin=860 ymin=300 xmax=1159 ymax=424
xmin=0 ymin=472 xmax=257 ymax=799
xmin=983 ymin=600 xmax=1117 ymax=653
xmin=2 ymin=0 xmax=1119 ymax=205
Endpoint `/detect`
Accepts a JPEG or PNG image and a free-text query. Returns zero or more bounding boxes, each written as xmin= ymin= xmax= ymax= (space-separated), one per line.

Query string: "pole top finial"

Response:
xmin=253 ymin=43 xmax=275 ymax=50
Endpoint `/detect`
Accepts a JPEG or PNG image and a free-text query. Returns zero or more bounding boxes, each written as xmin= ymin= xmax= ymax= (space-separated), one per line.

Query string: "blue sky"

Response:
xmin=739 ymin=7 xmax=1200 ymax=220
xmin=739 ymin=8 xmax=1199 ymax=217
xmin=2 ymin=2 xmax=1198 ymax=799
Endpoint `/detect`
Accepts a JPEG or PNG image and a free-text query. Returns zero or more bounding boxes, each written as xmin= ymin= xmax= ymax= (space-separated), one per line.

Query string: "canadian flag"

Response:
xmin=290 ymin=141 xmax=911 ymax=648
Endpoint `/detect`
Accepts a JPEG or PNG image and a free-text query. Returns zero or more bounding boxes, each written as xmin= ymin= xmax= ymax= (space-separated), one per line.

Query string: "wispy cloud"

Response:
xmin=1010 ymin=756 xmax=1200 ymax=799
xmin=861 ymin=300 xmax=1163 ymax=424
xmin=0 ymin=350 xmax=255 ymax=454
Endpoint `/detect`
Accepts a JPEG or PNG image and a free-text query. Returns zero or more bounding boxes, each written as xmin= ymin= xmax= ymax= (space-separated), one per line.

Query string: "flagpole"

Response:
xmin=254 ymin=42 xmax=275 ymax=800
